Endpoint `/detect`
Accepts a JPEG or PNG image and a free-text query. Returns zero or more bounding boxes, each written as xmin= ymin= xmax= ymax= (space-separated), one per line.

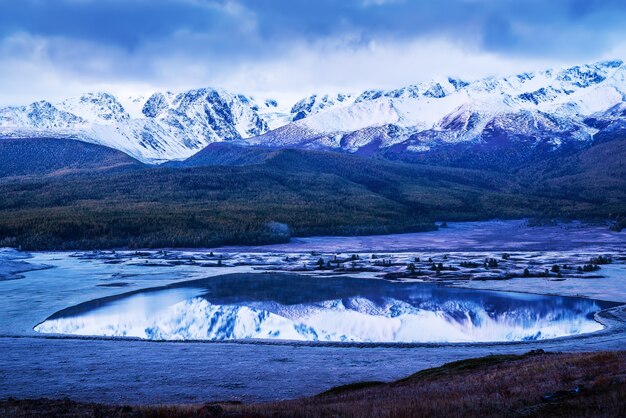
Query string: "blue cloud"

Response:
xmin=3 ymin=0 xmax=626 ymax=57
xmin=2 ymin=0 xmax=626 ymax=105
xmin=0 ymin=0 xmax=231 ymax=50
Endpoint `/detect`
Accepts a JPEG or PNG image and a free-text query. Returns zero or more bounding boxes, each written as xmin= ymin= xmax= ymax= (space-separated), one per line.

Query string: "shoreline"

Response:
xmin=2 ymin=350 xmax=625 ymax=414
xmin=2 ymin=218 xmax=624 ymax=253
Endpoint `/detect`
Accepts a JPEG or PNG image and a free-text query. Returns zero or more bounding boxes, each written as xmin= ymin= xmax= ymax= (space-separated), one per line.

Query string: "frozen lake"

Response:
xmin=1 ymin=220 xmax=625 ymax=404
xmin=35 ymin=273 xmax=613 ymax=343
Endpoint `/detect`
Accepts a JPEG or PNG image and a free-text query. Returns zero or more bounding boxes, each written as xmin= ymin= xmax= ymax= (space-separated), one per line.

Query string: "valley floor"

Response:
xmin=0 ymin=221 xmax=625 ymax=409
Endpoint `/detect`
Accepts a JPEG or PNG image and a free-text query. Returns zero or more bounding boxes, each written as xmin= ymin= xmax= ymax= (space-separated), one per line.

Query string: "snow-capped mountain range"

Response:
xmin=1 ymin=60 xmax=626 ymax=163
xmin=0 ymin=89 xmax=285 ymax=163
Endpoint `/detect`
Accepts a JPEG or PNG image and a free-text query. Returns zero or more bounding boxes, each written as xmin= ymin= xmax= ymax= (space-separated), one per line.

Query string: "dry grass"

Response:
xmin=225 ymin=351 xmax=626 ymax=418
xmin=2 ymin=351 xmax=625 ymax=417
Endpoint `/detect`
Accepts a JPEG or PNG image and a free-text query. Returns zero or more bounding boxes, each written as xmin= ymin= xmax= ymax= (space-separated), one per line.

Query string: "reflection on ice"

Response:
xmin=35 ymin=273 xmax=613 ymax=343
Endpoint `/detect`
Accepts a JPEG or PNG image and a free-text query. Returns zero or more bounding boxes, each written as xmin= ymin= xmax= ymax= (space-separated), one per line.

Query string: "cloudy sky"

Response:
xmin=2 ymin=0 xmax=626 ymax=106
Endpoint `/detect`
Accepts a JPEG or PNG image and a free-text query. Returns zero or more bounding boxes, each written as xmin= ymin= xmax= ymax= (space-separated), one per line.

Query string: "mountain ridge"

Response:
xmin=1 ymin=59 xmax=625 ymax=165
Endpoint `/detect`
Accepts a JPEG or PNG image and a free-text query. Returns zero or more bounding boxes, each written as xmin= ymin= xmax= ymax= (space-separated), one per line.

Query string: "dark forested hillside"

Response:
xmin=0 ymin=137 xmax=624 ymax=250
xmin=167 ymin=142 xmax=278 ymax=167
xmin=0 ymin=137 xmax=143 ymax=177
xmin=521 ymin=137 xmax=626 ymax=206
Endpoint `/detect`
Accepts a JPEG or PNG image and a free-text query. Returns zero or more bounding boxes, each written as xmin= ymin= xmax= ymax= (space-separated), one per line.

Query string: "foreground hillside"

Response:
xmin=2 ymin=351 xmax=624 ymax=417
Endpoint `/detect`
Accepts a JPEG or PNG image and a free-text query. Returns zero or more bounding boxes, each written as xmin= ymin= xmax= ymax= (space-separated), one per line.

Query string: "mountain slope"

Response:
xmin=0 ymin=137 xmax=143 ymax=178
xmin=520 ymin=137 xmax=626 ymax=208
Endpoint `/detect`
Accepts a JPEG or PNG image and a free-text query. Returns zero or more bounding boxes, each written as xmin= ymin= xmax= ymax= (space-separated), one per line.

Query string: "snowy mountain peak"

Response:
xmin=555 ymin=60 xmax=623 ymax=88
xmin=251 ymin=59 xmax=626 ymax=153
xmin=0 ymin=100 xmax=83 ymax=130
xmin=34 ymin=101 xmax=85 ymax=128
xmin=355 ymin=78 xmax=457 ymax=103
xmin=142 ymin=92 xmax=173 ymax=118
xmin=163 ymin=87 xmax=269 ymax=140
xmin=447 ymin=77 xmax=471 ymax=91
xmin=264 ymin=99 xmax=279 ymax=108
xmin=290 ymin=93 xmax=355 ymax=121
xmin=1 ymin=59 xmax=625 ymax=163
xmin=0 ymin=87 xmax=281 ymax=163
xmin=61 ymin=92 xmax=130 ymax=124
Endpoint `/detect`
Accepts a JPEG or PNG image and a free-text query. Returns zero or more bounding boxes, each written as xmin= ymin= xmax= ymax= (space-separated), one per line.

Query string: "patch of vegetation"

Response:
xmin=0 ymin=137 xmax=143 ymax=177
xmin=578 ymin=264 xmax=602 ymax=272
xmin=316 ymin=381 xmax=386 ymax=397
xmin=590 ymin=255 xmax=613 ymax=265
xmin=398 ymin=351 xmax=547 ymax=383
xmin=610 ymin=217 xmax=626 ymax=232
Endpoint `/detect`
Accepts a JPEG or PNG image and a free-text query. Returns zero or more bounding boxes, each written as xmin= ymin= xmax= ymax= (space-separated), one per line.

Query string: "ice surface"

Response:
xmin=0 ymin=248 xmax=50 ymax=281
xmin=0 ymin=250 xmax=257 ymax=335
xmin=456 ymin=263 xmax=626 ymax=303
xmin=34 ymin=274 xmax=609 ymax=343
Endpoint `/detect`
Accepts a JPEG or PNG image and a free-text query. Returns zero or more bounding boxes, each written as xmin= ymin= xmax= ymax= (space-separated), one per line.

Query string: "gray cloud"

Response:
xmin=2 ymin=0 xmax=626 ymax=105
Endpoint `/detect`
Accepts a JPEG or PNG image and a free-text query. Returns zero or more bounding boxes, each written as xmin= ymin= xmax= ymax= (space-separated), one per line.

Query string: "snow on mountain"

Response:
xmin=1 ymin=60 xmax=625 ymax=162
xmin=290 ymin=93 xmax=355 ymax=121
xmin=0 ymin=89 xmax=290 ymax=163
xmin=249 ymin=60 xmax=626 ymax=153
xmin=0 ymin=101 xmax=84 ymax=130
xmin=60 ymin=92 xmax=130 ymax=124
